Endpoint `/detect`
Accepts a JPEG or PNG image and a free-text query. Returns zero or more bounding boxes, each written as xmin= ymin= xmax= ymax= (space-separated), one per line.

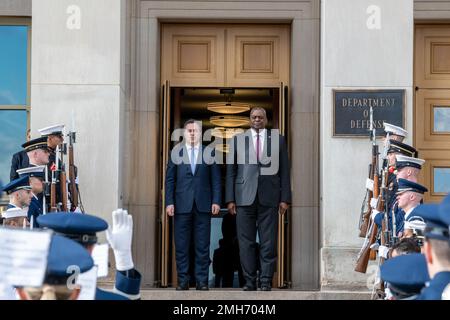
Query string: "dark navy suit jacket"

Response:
xmin=165 ymin=144 xmax=221 ymax=214
xmin=10 ymin=150 xmax=29 ymax=181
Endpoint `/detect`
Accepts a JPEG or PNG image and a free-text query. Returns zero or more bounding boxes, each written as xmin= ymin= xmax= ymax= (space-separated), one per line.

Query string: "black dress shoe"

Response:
xmin=176 ymin=283 xmax=189 ymax=290
xmin=243 ymin=285 xmax=256 ymax=291
xmin=260 ymin=283 xmax=272 ymax=291
xmin=196 ymin=283 xmax=209 ymax=291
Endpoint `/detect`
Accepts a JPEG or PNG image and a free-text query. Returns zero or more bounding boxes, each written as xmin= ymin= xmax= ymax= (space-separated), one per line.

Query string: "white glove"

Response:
xmin=370 ymin=243 xmax=379 ymax=251
xmin=106 ymin=208 xmax=134 ymax=271
xmin=370 ymin=197 xmax=378 ymax=210
xmin=371 ymin=209 xmax=380 ymax=220
xmin=378 ymin=245 xmax=390 ymax=259
xmin=366 ymin=178 xmax=374 ymax=191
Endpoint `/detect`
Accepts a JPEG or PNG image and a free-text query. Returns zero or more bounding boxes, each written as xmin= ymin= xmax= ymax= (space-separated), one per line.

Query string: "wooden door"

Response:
xmin=161 ymin=25 xmax=225 ymax=87
xmin=415 ymin=25 xmax=450 ymax=202
xmin=226 ymin=26 xmax=290 ymax=87
xmin=161 ymin=24 xmax=290 ymax=87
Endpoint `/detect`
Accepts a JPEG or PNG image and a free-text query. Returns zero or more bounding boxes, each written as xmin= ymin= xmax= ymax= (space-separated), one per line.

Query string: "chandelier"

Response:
xmin=210 ymin=115 xmax=249 ymax=128
xmin=207 ymin=101 xmax=250 ymax=114
xmin=207 ymin=90 xmax=250 ymax=114
xmin=211 ymin=127 xmax=244 ymax=139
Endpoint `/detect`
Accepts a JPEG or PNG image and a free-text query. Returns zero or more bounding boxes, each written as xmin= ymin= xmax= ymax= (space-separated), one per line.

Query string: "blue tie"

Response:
xmin=190 ymin=147 xmax=196 ymax=174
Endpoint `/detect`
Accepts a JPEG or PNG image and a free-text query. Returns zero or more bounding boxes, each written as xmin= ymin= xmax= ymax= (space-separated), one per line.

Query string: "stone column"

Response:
xmin=320 ymin=0 xmax=414 ymax=289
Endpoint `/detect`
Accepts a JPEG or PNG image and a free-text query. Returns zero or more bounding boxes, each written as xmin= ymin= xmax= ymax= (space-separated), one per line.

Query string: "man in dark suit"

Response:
xmin=165 ymin=119 xmax=221 ymax=290
xmin=225 ymin=107 xmax=291 ymax=291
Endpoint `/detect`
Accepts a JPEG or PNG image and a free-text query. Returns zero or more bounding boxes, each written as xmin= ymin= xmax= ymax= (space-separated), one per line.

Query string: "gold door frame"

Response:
xmin=159 ymin=80 xmax=171 ymax=287
xmin=158 ymin=84 xmax=289 ymax=288
xmin=276 ymin=82 xmax=288 ymax=288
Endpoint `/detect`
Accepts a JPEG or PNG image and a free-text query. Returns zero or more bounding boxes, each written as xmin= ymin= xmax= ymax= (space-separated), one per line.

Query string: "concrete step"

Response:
xmin=133 ymin=288 xmax=372 ymax=300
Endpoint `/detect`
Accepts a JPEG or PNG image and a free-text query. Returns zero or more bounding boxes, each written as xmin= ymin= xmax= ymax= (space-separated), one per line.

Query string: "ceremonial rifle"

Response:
xmin=355 ymin=107 xmax=380 ymax=273
xmin=67 ymin=131 xmax=78 ymax=211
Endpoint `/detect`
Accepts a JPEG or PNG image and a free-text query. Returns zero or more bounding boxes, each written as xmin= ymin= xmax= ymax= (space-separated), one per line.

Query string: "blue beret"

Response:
xmin=37 ymin=213 xmax=108 ymax=245
xmin=45 ymin=234 xmax=93 ymax=284
xmin=1 ymin=176 xmax=31 ymax=194
xmin=414 ymin=203 xmax=449 ymax=241
xmin=381 ymin=253 xmax=429 ymax=296
xmin=396 ymin=178 xmax=428 ymax=195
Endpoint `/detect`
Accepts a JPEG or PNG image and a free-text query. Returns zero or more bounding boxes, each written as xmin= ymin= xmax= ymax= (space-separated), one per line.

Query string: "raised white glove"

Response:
xmin=106 ymin=208 xmax=134 ymax=271
xmin=370 ymin=243 xmax=379 ymax=251
xmin=370 ymin=197 xmax=378 ymax=210
xmin=378 ymin=245 xmax=389 ymax=259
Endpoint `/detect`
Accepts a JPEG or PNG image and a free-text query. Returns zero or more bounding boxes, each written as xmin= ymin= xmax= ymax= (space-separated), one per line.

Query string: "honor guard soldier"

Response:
xmin=384 ymin=141 xmax=417 ymax=212
xmin=374 ymin=179 xmax=428 ymax=259
xmin=38 ymin=125 xmax=65 ymax=199
xmin=10 ymin=137 xmax=51 ymax=181
xmin=23 ymin=136 xmax=52 ymax=166
xmin=38 ymin=124 xmax=65 ymax=166
xmin=16 ymin=235 xmax=94 ymax=300
xmin=1 ymin=176 xmax=32 ymax=227
xmin=395 ymin=155 xmax=425 ymax=183
xmin=37 ymin=209 xmax=141 ymax=300
xmin=383 ymin=122 xmax=407 ymax=143
xmin=380 ymin=253 xmax=429 ymax=300
xmin=395 ymin=178 xmax=428 ymax=236
xmin=414 ymin=194 xmax=450 ymax=300
xmin=16 ymin=166 xmax=47 ymax=227
xmin=372 ymin=143 xmax=419 ymax=232
xmin=38 ymin=124 xmax=67 ymax=211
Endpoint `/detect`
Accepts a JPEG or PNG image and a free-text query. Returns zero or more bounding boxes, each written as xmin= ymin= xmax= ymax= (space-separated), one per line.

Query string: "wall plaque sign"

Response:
xmin=333 ymin=89 xmax=405 ymax=137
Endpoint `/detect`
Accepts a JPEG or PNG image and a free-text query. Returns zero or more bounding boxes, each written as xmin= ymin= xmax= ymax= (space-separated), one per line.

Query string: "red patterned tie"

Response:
xmin=256 ymin=133 xmax=260 ymax=162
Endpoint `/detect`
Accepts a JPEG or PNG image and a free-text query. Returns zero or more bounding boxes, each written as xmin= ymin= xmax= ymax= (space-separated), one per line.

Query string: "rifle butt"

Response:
xmin=60 ymin=172 xmax=68 ymax=211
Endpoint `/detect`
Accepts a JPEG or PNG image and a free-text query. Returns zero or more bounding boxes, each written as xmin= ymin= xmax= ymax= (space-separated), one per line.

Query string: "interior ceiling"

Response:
xmin=179 ymin=88 xmax=274 ymax=112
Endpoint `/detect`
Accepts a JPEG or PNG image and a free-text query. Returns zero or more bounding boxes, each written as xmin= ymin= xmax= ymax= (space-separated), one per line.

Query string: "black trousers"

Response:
xmin=236 ymin=196 xmax=278 ymax=286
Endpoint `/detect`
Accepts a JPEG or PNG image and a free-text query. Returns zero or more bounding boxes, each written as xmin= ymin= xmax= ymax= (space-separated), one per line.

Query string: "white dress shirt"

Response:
xmin=185 ymin=143 xmax=200 ymax=166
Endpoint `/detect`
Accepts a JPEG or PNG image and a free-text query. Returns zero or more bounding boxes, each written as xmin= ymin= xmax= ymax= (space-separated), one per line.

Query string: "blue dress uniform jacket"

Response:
xmin=10 ymin=150 xmax=29 ymax=181
xmin=96 ymin=288 xmax=128 ymax=300
xmin=27 ymin=193 xmax=44 ymax=228
xmin=95 ymin=269 xmax=141 ymax=300
xmin=386 ymin=173 xmax=398 ymax=213
xmin=418 ymin=272 xmax=450 ymax=300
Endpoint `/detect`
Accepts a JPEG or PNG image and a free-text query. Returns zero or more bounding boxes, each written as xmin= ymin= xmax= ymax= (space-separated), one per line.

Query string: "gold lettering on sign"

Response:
xmin=350 ymin=120 xmax=386 ymax=130
xmin=341 ymin=97 xmax=395 ymax=108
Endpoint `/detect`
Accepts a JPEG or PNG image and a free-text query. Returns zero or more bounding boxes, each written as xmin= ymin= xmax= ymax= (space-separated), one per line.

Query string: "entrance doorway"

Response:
xmin=158 ymin=23 xmax=291 ymax=289
xmin=159 ymin=85 xmax=289 ymax=288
